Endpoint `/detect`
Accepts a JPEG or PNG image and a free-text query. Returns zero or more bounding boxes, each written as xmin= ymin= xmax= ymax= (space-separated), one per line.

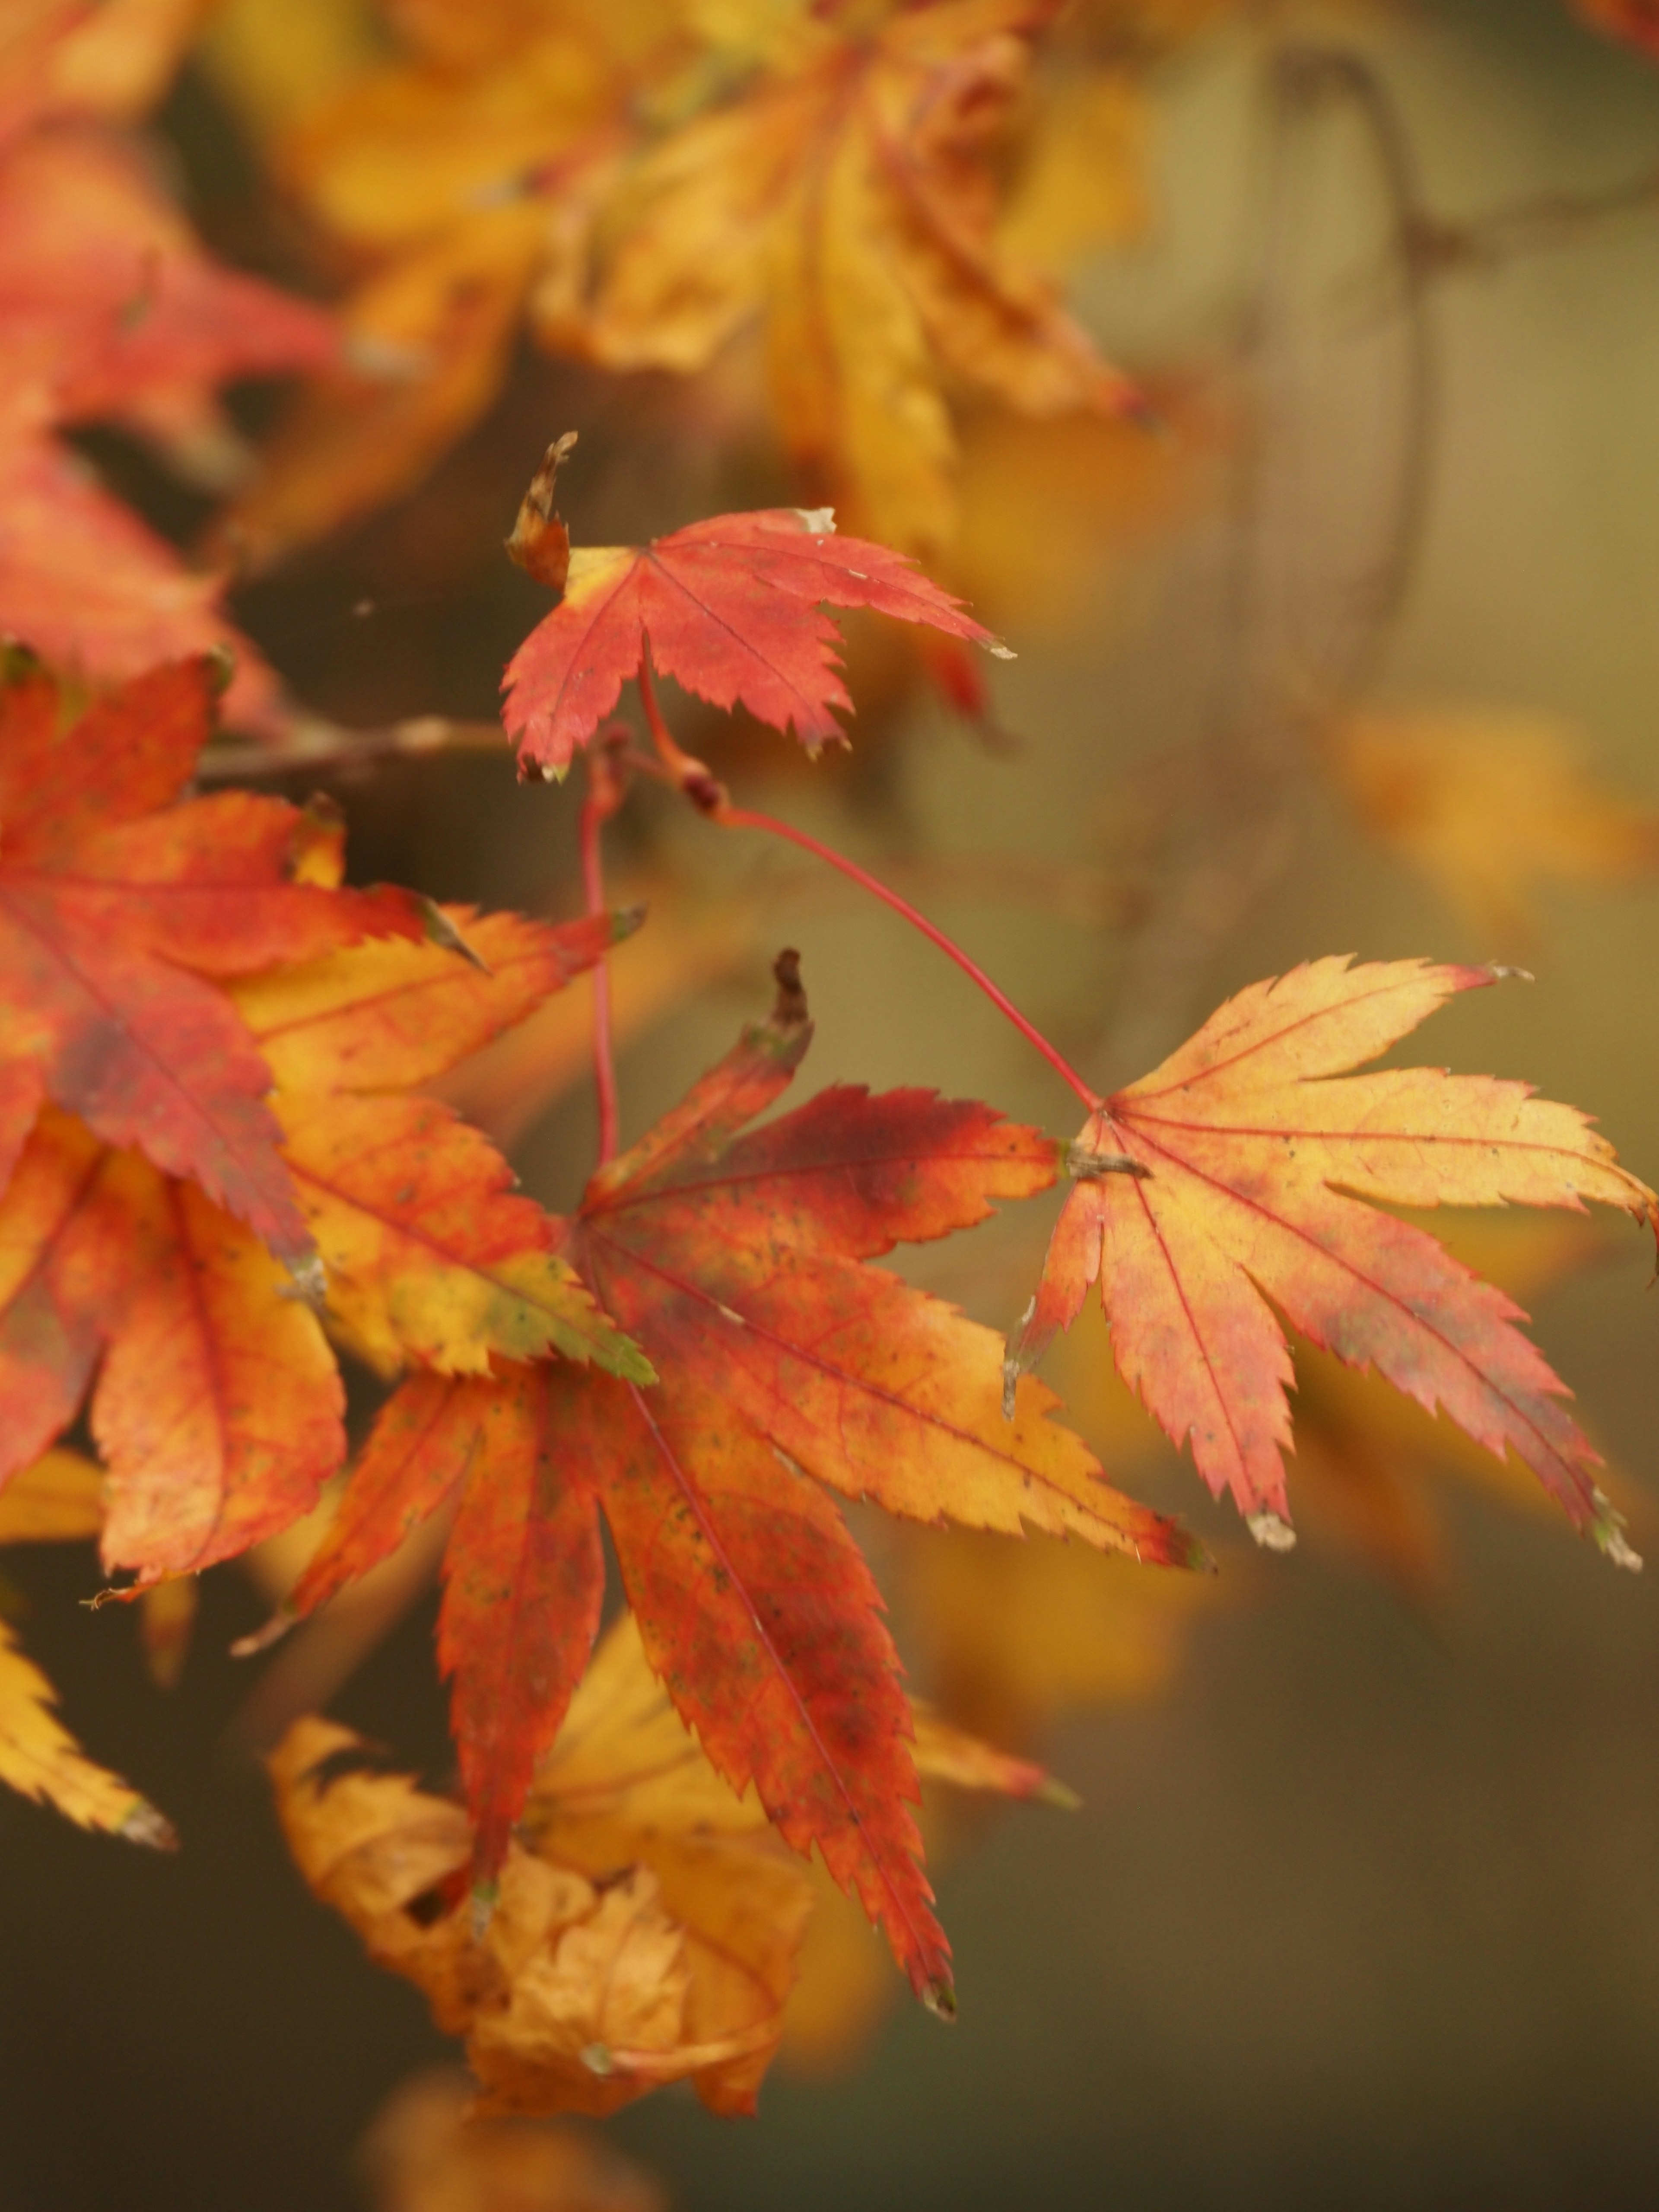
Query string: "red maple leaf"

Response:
xmin=499 ymin=440 xmax=1011 ymax=776
xmin=286 ymin=957 xmax=1197 ymax=2007
xmin=0 ymin=658 xmax=429 ymax=1259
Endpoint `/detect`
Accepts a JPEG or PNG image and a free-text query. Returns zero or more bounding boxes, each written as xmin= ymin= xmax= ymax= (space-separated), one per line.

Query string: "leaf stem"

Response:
xmin=632 ymin=664 xmax=1101 ymax=1112
xmin=579 ymin=751 xmax=623 ymax=1163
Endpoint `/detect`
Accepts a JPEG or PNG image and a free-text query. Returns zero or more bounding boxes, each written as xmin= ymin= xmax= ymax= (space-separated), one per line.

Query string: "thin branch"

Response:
xmin=193 ymin=714 xmax=507 ymax=783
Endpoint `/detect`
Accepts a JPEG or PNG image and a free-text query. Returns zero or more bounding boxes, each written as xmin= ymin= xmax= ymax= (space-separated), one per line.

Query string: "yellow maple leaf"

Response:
xmin=270 ymin=1609 xmax=1060 ymax=2117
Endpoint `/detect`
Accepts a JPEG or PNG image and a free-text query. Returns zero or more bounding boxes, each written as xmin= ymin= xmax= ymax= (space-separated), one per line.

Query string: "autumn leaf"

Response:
xmin=280 ymin=954 xmax=1194 ymax=2008
xmin=230 ymin=903 xmax=652 ymax=1381
xmin=1281 ymin=1213 xmax=1647 ymax=1599
xmin=0 ymin=38 xmax=340 ymax=711
xmin=0 ymin=1616 xmax=175 ymax=1845
xmin=0 ymin=1106 xmax=345 ymax=1582
xmin=543 ymin=0 xmax=1138 ymax=556
xmin=0 ymin=703 xmax=635 ymax=1587
xmin=219 ymin=0 xmax=1138 ymax=564
xmin=0 ymin=120 xmax=337 ymax=472
xmin=1332 ymin=703 xmax=1659 ymax=946
xmin=0 ymin=657 xmax=430 ymax=1257
xmin=270 ymin=1611 xmax=1063 ymax=2117
xmin=502 ymin=441 xmax=1009 ymax=777
xmin=1007 ymin=957 xmax=1656 ymax=1556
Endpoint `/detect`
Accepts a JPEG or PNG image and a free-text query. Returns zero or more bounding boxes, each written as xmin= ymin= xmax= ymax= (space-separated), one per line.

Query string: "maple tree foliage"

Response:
xmin=1007 ymin=957 xmax=1656 ymax=1556
xmin=280 ymin=950 xmax=1193 ymax=2008
xmin=3 ymin=9 xmax=1659 ymax=2183
xmin=215 ymin=0 xmax=1143 ymax=567
xmin=0 ymin=4 xmax=340 ymax=718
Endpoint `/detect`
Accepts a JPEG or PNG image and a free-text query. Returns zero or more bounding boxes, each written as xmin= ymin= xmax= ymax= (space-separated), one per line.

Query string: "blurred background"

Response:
xmin=6 ymin=0 xmax=1659 ymax=2205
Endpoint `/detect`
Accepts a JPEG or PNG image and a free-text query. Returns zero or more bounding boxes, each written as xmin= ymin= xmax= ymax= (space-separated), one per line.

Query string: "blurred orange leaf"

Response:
xmin=1333 ymin=704 xmax=1659 ymax=947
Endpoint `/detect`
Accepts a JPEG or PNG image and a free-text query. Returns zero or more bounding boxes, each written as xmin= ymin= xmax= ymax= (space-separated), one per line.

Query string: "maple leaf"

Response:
xmin=0 ymin=121 xmax=337 ymax=471
xmin=0 ymin=1615 xmax=177 ymax=1845
xmin=0 ymin=657 xmax=432 ymax=1256
xmin=543 ymin=0 xmax=1137 ymax=555
xmin=0 ymin=41 xmax=340 ymax=712
xmin=269 ymin=1611 xmax=1061 ymax=2117
xmin=1333 ymin=703 xmax=1659 ymax=947
xmin=0 ymin=1106 xmax=345 ymax=1582
xmin=230 ymin=903 xmax=652 ymax=1381
xmin=0 ymin=918 xmax=636 ymax=1588
xmin=1007 ymin=957 xmax=1656 ymax=1556
xmin=501 ymin=439 xmax=1009 ymax=777
xmin=281 ymin=954 xmax=1196 ymax=2008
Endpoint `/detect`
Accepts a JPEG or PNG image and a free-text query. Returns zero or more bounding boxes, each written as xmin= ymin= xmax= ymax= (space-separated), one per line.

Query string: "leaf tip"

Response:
xmin=1037 ymin=1777 xmax=1082 ymax=1812
xmin=612 ymin=902 xmax=647 ymax=945
xmin=421 ymin=901 xmax=491 ymax=972
xmin=230 ymin=1608 xmax=294 ymax=1659
xmin=771 ymin=946 xmax=809 ymax=1032
xmin=505 ymin=432 xmax=577 ymax=592
xmin=1246 ymin=1510 xmax=1298 ymax=1554
xmin=1592 ymin=1490 xmax=1643 ymax=1573
xmin=921 ymin=1977 xmax=957 ymax=2023
xmin=120 ymin=1799 xmax=179 ymax=1852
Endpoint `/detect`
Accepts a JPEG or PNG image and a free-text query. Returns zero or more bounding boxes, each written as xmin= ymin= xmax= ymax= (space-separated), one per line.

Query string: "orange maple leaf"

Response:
xmin=0 ymin=872 xmax=633 ymax=1589
xmin=281 ymin=955 xmax=1196 ymax=2009
xmin=501 ymin=440 xmax=1008 ymax=776
xmin=0 ymin=658 xmax=428 ymax=1256
xmin=230 ymin=904 xmax=652 ymax=1382
xmin=1006 ymin=957 xmax=1656 ymax=1557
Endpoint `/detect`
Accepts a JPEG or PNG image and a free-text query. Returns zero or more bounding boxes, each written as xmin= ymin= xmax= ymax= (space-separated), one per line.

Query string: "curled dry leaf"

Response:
xmin=270 ymin=1611 xmax=1063 ymax=2118
xmin=502 ymin=443 xmax=1007 ymax=777
xmin=280 ymin=956 xmax=1195 ymax=2010
xmin=1008 ymin=957 xmax=1656 ymax=1558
